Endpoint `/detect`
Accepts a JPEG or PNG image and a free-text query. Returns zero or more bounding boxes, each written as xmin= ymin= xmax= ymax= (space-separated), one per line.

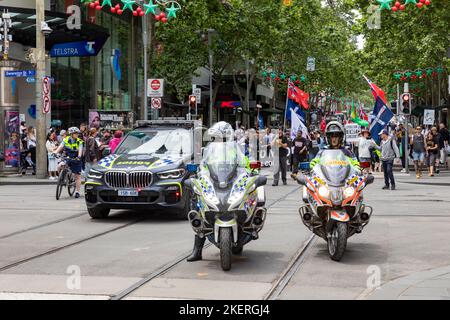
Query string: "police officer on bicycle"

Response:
xmin=54 ymin=127 xmax=84 ymax=198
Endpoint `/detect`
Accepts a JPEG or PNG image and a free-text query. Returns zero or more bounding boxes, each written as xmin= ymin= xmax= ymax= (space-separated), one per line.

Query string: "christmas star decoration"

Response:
xmin=377 ymin=0 xmax=393 ymax=10
xmin=121 ymin=0 xmax=135 ymax=11
xmin=280 ymin=74 xmax=287 ymax=80
xmin=290 ymin=75 xmax=297 ymax=81
xmin=300 ymin=75 xmax=306 ymax=82
xmin=270 ymin=72 xmax=276 ymax=79
xmin=425 ymin=68 xmax=433 ymax=76
xmin=404 ymin=0 xmax=417 ymax=5
xmin=405 ymin=71 xmax=413 ymax=78
xmin=262 ymin=71 xmax=268 ymax=77
xmin=101 ymin=0 xmax=112 ymax=7
xmin=436 ymin=66 xmax=444 ymax=73
xmin=393 ymin=72 xmax=402 ymax=80
xmin=415 ymin=70 xmax=423 ymax=77
xmin=166 ymin=2 xmax=180 ymax=19
xmin=144 ymin=0 xmax=158 ymax=15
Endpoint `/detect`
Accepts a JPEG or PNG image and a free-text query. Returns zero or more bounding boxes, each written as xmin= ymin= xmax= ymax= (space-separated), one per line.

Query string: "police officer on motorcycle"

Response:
xmin=308 ymin=121 xmax=360 ymax=172
xmin=186 ymin=121 xmax=249 ymax=262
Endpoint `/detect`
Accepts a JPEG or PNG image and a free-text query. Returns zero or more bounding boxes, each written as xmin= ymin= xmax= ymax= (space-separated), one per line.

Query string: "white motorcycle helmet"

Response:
xmin=206 ymin=121 xmax=235 ymax=142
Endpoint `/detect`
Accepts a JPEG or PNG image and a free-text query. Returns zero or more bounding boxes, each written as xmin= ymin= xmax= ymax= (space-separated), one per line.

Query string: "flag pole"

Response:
xmin=283 ymin=79 xmax=290 ymax=132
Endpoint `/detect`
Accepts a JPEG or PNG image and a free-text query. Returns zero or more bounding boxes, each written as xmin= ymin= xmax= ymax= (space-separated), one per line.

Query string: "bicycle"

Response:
xmin=55 ymin=156 xmax=77 ymax=200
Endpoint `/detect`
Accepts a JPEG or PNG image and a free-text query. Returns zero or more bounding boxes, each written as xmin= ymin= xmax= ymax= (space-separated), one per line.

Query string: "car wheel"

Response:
xmin=88 ymin=207 xmax=110 ymax=219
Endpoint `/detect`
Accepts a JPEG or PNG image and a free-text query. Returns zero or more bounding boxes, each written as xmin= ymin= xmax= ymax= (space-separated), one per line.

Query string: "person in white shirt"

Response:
xmin=357 ymin=128 xmax=375 ymax=173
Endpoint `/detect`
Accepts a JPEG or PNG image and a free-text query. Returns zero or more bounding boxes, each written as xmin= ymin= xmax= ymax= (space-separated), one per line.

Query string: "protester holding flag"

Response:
xmin=291 ymin=130 xmax=309 ymax=174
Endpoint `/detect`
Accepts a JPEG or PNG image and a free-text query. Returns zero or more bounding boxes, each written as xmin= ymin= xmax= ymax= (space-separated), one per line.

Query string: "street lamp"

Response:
xmin=207 ymin=28 xmax=216 ymax=127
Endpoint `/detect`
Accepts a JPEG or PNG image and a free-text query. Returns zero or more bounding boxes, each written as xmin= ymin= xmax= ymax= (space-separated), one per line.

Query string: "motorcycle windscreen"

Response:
xmin=203 ymin=142 xmax=239 ymax=187
xmin=318 ymin=149 xmax=351 ymax=187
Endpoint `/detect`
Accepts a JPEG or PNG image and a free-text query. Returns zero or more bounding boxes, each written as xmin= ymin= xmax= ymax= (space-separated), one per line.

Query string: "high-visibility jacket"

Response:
xmin=63 ymin=136 xmax=83 ymax=158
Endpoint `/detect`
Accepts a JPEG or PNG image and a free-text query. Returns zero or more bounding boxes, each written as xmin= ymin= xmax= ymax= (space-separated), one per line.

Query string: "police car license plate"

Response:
xmin=118 ymin=190 xmax=139 ymax=197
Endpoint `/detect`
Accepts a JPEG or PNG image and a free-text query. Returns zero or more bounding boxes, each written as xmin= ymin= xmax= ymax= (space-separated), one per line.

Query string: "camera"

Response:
xmin=40 ymin=22 xmax=52 ymax=36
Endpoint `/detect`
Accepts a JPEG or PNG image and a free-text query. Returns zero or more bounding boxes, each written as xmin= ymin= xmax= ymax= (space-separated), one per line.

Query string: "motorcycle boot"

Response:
xmin=186 ymin=235 xmax=206 ymax=262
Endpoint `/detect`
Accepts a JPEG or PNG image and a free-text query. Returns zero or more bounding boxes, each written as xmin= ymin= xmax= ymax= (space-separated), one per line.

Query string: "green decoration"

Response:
xmin=393 ymin=72 xmax=402 ymax=80
xmin=425 ymin=68 xmax=433 ymax=76
xmin=101 ymin=0 xmax=112 ymax=6
xmin=121 ymin=0 xmax=135 ymax=11
xmin=436 ymin=66 xmax=444 ymax=74
xmin=270 ymin=72 xmax=276 ymax=79
xmin=405 ymin=71 xmax=413 ymax=78
xmin=290 ymin=75 xmax=297 ymax=81
xmin=280 ymin=73 xmax=287 ymax=80
xmin=376 ymin=0 xmax=393 ymax=10
xmin=144 ymin=0 xmax=158 ymax=15
xmin=262 ymin=71 xmax=268 ymax=77
xmin=404 ymin=0 xmax=417 ymax=4
xmin=166 ymin=2 xmax=180 ymax=19
xmin=300 ymin=75 xmax=306 ymax=82
xmin=415 ymin=70 xmax=423 ymax=77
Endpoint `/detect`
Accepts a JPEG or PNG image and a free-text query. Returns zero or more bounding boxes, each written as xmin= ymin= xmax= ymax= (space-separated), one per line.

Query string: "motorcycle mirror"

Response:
xmin=254 ymin=175 xmax=267 ymax=188
xmin=296 ymin=173 xmax=307 ymax=186
xmin=366 ymin=174 xmax=375 ymax=185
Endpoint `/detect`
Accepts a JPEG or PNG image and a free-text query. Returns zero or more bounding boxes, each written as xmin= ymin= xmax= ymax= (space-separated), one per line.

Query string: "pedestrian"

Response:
xmin=26 ymin=126 xmax=37 ymax=175
xmin=430 ymin=127 xmax=441 ymax=174
xmin=272 ymin=129 xmax=288 ymax=186
xmin=109 ymin=130 xmax=123 ymax=154
xmin=262 ymin=127 xmax=275 ymax=161
xmin=376 ymin=130 xmax=400 ymax=190
xmin=291 ymin=130 xmax=308 ymax=174
xmin=396 ymin=124 xmax=407 ymax=173
xmin=57 ymin=129 xmax=67 ymax=144
xmin=410 ymin=126 xmax=426 ymax=179
xmin=309 ymin=131 xmax=320 ymax=161
xmin=46 ymin=129 xmax=59 ymax=180
xmin=358 ymin=128 xmax=375 ymax=174
xmin=425 ymin=131 xmax=438 ymax=177
xmin=84 ymin=128 xmax=100 ymax=178
xmin=20 ymin=121 xmax=27 ymax=135
xmin=438 ymin=122 xmax=449 ymax=168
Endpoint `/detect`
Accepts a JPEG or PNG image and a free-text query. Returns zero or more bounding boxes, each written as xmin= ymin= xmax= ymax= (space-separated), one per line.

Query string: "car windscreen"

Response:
xmin=115 ymin=128 xmax=192 ymax=156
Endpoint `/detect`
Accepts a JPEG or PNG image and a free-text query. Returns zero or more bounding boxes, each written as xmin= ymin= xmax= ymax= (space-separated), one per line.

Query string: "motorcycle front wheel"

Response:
xmin=328 ymin=222 xmax=348 ymax=261
xmin=219 ymin=228 xmax=232 ymax=271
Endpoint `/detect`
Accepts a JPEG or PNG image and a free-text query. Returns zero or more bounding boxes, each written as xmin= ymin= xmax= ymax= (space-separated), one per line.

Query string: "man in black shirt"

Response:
xmin=292 ymin=130 xmax=308 ymax=174
xmin=438 ymin=123 xmax=449 ymax=166
xmin=431 ymin=127 xmax=442 ymax=173
xmin=272 ymin=129 xmax=289 ymax=186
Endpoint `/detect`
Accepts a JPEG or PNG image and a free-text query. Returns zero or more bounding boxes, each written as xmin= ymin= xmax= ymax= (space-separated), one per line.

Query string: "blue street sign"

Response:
xmin=50 ymin=39 xmax=106 ymax=57
xmin=26 ymin=76 xmax=55 ymax=84
xmin=5 ymin=70 xmax=36 ymax=77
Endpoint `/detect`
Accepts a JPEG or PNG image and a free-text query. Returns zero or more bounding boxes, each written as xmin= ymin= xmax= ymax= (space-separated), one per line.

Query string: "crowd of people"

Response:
xmin=19 ymin=121 xmax=125 ymax=188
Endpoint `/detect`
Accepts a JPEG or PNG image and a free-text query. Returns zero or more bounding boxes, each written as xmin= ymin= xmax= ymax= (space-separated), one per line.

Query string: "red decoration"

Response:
xmin=392 ymin=6 xmax=398 ymax=11
xmin=399 ymin=4 xmax=405 ymax=10
xmin=115 ymin=4 xmax=120 ymax=9
xmin=111 ymin=7 xmax=116 ymax=13
xmin=95 ymin=5 xmax=102 ymax=10
xmin=155 ymin=14 xmax=161 ymax=20
xmin=401 ymin=76 xmax=407 ymax=81
xmin=275 ymin=76 xmax=280 ymax=82
xmin=89 ymin=2 xmax=96 ymax=8
xmin=417 ymin=2 xmax=423 ymax=8
xmin=295 ymin=80 xmax=300 ymax=85
xmin=139 ymin=11 xmax=145 ymax=16
xmin=394 ymin=1 xmax=401 ymax=6
xmin=425 ymin=0 xmax=430 ymax=4
xmin=117 ymin=9 xmax=123 ymax=14
xmin=162 ymin=17 xmax=168 ymax=23
xmin=133 ymin=10 xmax=138 ymax=16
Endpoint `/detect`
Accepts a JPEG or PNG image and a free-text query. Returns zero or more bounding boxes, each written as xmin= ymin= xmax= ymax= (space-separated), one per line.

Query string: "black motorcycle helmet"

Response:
xmin=325 ymin=121 xmax=345 ymax=148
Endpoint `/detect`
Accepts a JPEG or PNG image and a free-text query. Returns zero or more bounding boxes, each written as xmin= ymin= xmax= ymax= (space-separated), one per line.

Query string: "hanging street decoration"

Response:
xmin=392 ymin=66 xmax=447 ymax=81
xmin=377 ymin=0 xmax=393 ymax=11
xmin=261 ymin=69 xmax=307 ymax=84
xmin=385 ymin=0 xmax=431 ymax=12
xmin=84 ymin=0 xmax=182 ymax=23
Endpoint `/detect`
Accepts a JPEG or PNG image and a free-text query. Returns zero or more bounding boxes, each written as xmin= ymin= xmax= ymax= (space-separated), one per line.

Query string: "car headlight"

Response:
xmin=343 ymin=186 xmax=355 ymax=198
xmin=87 ymin=169 xmax=103 ymax=179
xmin=318 ymin=185 xmax=330 ymax=198
xmin=157 ymin=169 xmax=185 ymax=179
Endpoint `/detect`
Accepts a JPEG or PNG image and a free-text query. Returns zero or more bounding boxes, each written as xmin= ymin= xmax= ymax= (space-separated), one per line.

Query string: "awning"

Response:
xmin=0 ymin=6 xmax=109 ymax=52
xmin=412 ymin=104 xmax=449 ymax=117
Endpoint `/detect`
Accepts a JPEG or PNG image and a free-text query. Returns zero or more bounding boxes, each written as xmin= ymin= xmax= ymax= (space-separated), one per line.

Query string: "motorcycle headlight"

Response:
xmin=204 ymin=193 xmax=220 ymax=210
xmin=87 ymin=169 xmax=103 ymax=179
xmin=343 ymin=186 xmax=355 ymax=198
xmin=228 ymin=190 xmax=245 ymax=205
xmin=157 ymin=169 xmax=185 ymax=180
xmin=318 ymin=185 xmax=330 ymax=198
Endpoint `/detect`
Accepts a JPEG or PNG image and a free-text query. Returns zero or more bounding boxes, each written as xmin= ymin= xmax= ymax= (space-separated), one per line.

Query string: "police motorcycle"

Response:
xmin=294 ymin=149 xmax=374 ymax=261
xmin=184 ymin=124 xmax=267 ymax=271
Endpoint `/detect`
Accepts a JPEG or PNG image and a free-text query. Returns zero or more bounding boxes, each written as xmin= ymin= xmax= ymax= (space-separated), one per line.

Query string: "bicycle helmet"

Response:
xmin=325 ymin=121 xmax=345 ymax=147
xmin=68 ymin=127 xmax=81 ymax=135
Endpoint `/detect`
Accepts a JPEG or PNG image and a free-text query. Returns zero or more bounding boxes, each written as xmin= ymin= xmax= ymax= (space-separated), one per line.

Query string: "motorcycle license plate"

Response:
xmin=118 ymin=190 xmax=139 ymax=197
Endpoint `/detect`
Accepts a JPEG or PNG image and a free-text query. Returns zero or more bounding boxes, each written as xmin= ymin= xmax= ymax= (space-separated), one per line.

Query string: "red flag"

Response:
xmin=287 ymin=81 xmax=309 ymax=109
xmin=364 ymin=75 xmax=387 ymax=105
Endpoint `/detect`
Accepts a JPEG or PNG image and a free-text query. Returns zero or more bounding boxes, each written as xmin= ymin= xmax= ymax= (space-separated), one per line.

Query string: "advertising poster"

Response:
xmin=4 ymin=110 xmax=20 ymax=168
xmin=89 ymin=110 xmax=134 ymax=130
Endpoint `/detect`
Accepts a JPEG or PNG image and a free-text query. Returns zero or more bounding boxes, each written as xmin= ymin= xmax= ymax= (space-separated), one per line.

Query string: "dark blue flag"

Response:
xmin=285 ymin=99 xmax=305 ymax=123
xmin=369 ymin=97 xmax=394 ymax=144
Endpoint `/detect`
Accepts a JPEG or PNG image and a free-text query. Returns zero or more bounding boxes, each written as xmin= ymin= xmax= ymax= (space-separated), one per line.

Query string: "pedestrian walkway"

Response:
xmin=364 ymin=265 xmax=450 ymax=300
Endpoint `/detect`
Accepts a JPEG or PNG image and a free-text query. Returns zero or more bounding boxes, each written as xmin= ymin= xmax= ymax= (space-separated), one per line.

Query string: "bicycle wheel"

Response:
xmin=67 ymin=172 xmax=76 ymax=197
xmin=56 ymin=169 xmax=66 ymax=200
